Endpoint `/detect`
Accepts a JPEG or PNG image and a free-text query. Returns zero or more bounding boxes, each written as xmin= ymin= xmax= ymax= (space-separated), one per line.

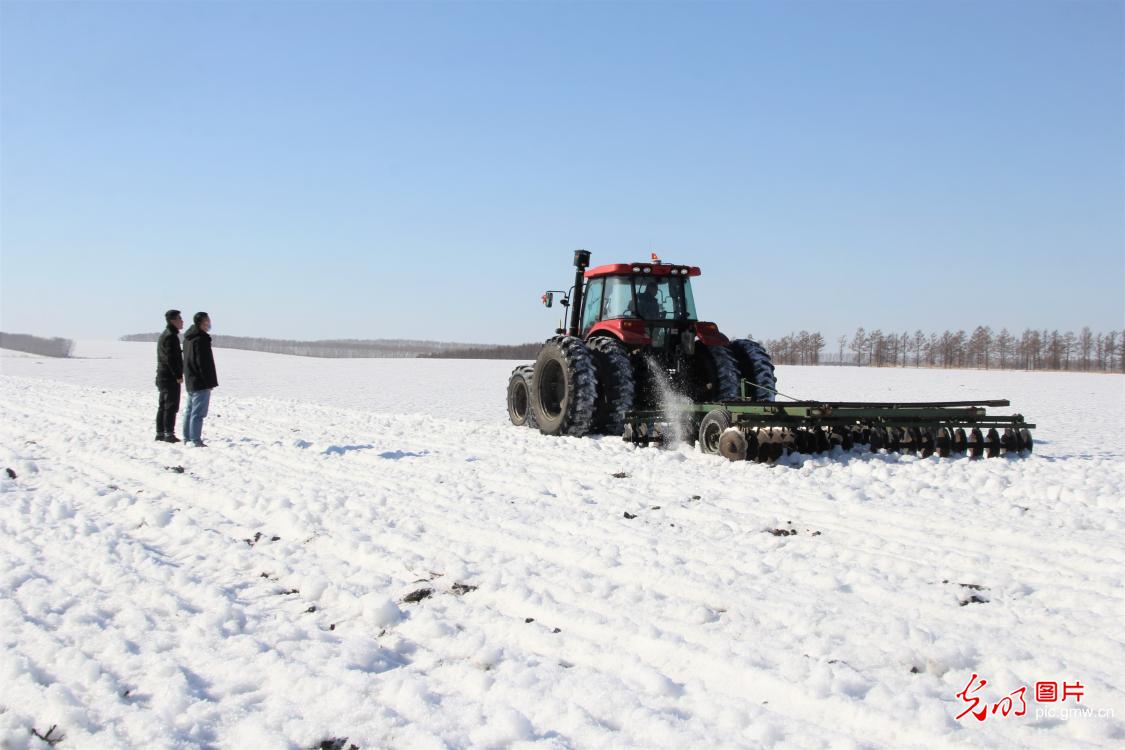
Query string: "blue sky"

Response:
xmin=2 ymin=0 xmax=1122 ymax=344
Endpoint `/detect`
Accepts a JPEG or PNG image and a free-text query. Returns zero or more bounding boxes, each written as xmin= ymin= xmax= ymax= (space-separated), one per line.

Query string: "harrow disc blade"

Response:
xmin=952 ymin=428 xmax=967 ymax=454
xmin=755 ymin=429 xmax=772 ymax=463
xmin=827 ymin=429 xmax=842 ymax=451
xmin=840 ymin=428 xmax=855 ymax=451
xmin=769 ymin=431 xmax=786 ymax=462
xmin=920 ymin=429 xmax=936 ymax=458
xmin=986 ymin=428 xmax=1001 ymax=458
xmin=968 ymin=428 xmax=984 ymax=458
xmin=718 ymin=428 xmax=748 ymax=462
xmin=886 ymin=427 xmax=902 ymax=453
xmin=936 ymin=428 xmax=952 ymax=458
xmin=1018 ymin=427 xmax=1033 ymax=454
xmin=814 ymin=427 xmax=830 ymax=453
xmin=1001 ymin=427 xmax=1019 ymax=455
xmin=795 ymin=429 xmax=813 ymax=454
xmin=869 ymin=427 xmax=887 ymax=452
xmin=901 ymin=427 xmax=921 ymax=454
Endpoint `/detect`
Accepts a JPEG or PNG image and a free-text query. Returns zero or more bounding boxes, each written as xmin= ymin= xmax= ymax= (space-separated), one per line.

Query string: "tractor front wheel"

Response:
xmin=531 ymin=336 xmax=597 ymax=437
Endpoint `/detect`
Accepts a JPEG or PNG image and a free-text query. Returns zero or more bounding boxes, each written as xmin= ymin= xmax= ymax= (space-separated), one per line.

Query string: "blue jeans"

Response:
xmin=182 ymin=389 xmax=212 ymax=444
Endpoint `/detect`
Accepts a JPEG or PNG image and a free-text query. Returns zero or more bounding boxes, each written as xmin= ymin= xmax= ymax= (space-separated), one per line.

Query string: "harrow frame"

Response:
xmin=623 ymin=396 xmax=1036 ymax=462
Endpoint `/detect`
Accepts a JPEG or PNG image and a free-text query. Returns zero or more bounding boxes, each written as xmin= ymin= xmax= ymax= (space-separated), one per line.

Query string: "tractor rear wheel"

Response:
xmin=506 ymin=365 xmax=537 ymax=428
xmin=531 ymin=336 xmax=597 ymax=437
xmin=729 ymin=339 xmax=777 ymax=401
xmin=587 ymin=336 xmax=635 ymax=436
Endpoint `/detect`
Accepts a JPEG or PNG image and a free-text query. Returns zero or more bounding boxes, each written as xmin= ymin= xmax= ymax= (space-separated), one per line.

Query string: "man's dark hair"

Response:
xmin=193 ymin=312 xmax=210 ymax=325
xmin=165 ymin=309 xmax=181 ymax=324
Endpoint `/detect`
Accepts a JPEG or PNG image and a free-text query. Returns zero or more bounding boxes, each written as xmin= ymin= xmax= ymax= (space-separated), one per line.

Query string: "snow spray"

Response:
xmin=644 ymin=356 xmax=692 ymax=447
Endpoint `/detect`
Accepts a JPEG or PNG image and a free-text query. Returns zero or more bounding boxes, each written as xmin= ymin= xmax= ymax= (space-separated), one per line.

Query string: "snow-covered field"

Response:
xmin=1 ymin=341 xmax=1122 ymax=749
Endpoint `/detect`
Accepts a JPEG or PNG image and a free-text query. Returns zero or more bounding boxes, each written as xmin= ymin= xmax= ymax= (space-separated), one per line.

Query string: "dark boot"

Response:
xmin=166 ymin=435 xmax=182 ymax=443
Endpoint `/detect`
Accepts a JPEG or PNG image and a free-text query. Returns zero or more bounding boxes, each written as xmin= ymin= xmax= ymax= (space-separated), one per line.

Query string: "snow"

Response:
xmin=1 ymin=341 xmax=1123 ymax=749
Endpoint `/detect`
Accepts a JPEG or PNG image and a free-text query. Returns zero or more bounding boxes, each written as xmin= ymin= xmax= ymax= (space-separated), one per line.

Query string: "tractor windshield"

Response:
xmin=601 ymin=275 xmax=697 ymax=322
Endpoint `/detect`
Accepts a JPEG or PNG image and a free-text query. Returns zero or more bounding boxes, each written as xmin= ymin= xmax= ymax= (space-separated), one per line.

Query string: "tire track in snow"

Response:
xmin=4 ymin=375 xmax=1123 ymax=748
xmin=14 ymin=380 xmax=1123 ymax=672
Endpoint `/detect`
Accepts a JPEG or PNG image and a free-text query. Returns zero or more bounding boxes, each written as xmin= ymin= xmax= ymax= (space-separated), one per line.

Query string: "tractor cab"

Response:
xmin=581 ymin=263 xmax=698 ymax=330
xmin=576 ymin=259 xmax=728 ymax=350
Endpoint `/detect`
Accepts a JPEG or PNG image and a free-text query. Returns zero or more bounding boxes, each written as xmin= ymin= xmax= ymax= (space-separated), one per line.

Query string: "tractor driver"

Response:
xmin=635 ymin=281 xmax=663 ymax=320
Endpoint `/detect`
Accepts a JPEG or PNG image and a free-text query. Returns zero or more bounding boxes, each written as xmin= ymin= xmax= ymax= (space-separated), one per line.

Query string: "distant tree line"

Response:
xmin=120 ymin=333 xmax=476 ymax=359
xmin=119 ymin=327 xmax=1125 ymax=370
xmin=756 ymin=327 xmax=1125 ymax=372
xmin=418 ymin=343 xmax=544 ymax=359
xmin=0 ymin=332 xmax=75 ymax=358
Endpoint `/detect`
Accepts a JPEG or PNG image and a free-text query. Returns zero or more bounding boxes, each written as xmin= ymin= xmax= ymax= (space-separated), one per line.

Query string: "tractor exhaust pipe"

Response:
xmin=567 ymin=249 xmax=591 ymax=337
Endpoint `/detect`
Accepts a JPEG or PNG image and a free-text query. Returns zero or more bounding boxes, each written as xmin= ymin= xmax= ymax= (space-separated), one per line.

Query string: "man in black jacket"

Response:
xmin=182 ymin=312 xmax=219 ymax=447
xmin=155 ymin=309 xmax=184 ymax=442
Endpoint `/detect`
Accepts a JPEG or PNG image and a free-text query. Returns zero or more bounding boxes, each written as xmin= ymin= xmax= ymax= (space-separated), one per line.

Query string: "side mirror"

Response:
xmin=542 ymin=292 xmax=554 ymax=308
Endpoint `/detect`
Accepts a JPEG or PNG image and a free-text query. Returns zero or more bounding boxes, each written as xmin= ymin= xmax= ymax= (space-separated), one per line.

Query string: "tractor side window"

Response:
xmin=681 ymin=278 xmax=698 ymax=320
xmin=602 ymin=277 xmax=636 ymax=319
xmin=581 ymin=278 xmax=604 ymax=333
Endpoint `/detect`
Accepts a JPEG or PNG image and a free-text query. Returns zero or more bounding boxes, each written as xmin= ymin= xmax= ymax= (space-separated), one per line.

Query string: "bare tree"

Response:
xmin=1078 ymin=327 xmax=1093 ymax=371
xmin=1103 ymin=331 xmax=1117 ymax=371
xmin=810 ymin=332 xmax=825 ymax=364
xmin=968 ymin=326 xmax=992 ymax=369
xmin=1060 ymin=331 xmax=1075 ymax=370
xmin=995 ymin=328 xmax=1012 ymax=369
xmin=851 ymin=328 xmax=867 ymax=366
xmin=912 ymin=330 xmax=925 ymax=366
xmin=869 ymin=329 xmax=884 ymax=366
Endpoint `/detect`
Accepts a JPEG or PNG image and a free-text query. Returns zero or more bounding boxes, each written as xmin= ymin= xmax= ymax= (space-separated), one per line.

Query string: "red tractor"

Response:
xmin=507 ymin=250 xmax=777 ymax=437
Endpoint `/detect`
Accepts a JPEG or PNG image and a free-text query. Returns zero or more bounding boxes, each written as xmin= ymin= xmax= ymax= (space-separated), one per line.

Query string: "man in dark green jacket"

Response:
xmin=155 ymin=309 xmax=184 ymax=442
xmin=182 ymin=312 xmax=218 ymax=447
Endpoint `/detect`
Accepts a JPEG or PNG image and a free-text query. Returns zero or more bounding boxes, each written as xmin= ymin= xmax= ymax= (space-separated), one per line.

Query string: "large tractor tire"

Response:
xmin=729 ymin=338 xmax=777 ymax=401
xmin=530 ymin=336 xmax=597 ymax=437
xmin=506 ymin=365 xmax=537 ymax=428
xmin=691 ymin=344 xmax=740 ymax=402
xmin=586 ymin=336 xmax=635 ymax=436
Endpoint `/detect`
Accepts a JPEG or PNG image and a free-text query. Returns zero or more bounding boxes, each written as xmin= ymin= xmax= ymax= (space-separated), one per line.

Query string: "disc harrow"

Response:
xmin=624 ymin=399 xmax=1035 ymax=463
